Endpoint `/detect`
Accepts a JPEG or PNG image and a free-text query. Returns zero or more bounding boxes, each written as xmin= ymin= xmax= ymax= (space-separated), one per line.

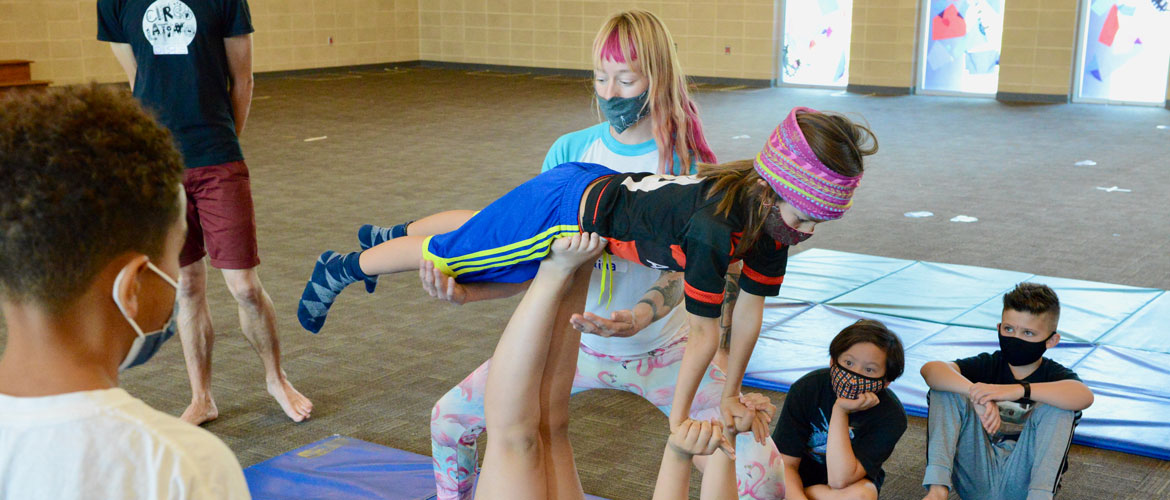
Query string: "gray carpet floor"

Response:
xmin=3 ymin=66 xmax=1169 ymax=499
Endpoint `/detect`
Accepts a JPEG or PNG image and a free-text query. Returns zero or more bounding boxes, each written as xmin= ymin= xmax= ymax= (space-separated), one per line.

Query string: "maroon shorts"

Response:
xmin=180 ymin=160 xmax=261 ymax=269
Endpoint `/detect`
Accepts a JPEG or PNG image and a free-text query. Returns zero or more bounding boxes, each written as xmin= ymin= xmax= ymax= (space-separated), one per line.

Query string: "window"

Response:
xmin=919 ymin=0 xmax=1005 ymax=94
xmin=1074 ymin=0 xmax=1170 ymax=104
xmin=780 ymin=0 xmax=854 ymax=87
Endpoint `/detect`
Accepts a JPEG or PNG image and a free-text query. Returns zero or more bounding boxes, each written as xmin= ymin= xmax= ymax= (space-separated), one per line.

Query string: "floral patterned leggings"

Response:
xmin=430 ymin=334 xmax=786 ymax=499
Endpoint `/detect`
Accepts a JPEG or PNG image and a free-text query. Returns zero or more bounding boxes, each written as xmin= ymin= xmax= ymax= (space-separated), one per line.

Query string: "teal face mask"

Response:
xmin=597 ymin=90 xmax=649 ymax=133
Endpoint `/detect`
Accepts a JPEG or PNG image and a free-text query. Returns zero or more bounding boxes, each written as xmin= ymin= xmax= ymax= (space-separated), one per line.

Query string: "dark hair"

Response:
xmin=828 ymin=319 xmax=905 ymax=382
xmin=697 ymin=111 xmax=876 ymax=257
xmin=695 ymin=159 xmax=775 ymax=258
xmin=797 ymin=111 xmax=877 ymax=178
xmin=0 ymin=84 xmax=184 ymax=312
xmin=1003 ymin=282 xmax=1061 ymax=321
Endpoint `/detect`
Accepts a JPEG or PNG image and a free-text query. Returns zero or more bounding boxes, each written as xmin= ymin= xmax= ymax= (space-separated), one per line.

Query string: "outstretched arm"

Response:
xmin=570 ymin=270 xmax=684 ymax=338
xmin=670 ymin=313 xmax=721 ymax=430
xmin=419 ymin=260 xmax=531 ymax=304
xmin=720 ymin=290 xmax=766 ymax=441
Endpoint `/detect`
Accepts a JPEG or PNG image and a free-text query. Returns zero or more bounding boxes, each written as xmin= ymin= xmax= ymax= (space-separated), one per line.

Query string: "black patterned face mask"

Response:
xmin=830 ymin=362 xmax=886 ymax=400
xmin=763 ymin=204 xmax=813 ymax=246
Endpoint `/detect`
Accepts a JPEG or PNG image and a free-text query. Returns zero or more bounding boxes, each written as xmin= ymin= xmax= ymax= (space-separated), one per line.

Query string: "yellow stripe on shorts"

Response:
xmin=423 ymin=225 xmax=580 ymax=278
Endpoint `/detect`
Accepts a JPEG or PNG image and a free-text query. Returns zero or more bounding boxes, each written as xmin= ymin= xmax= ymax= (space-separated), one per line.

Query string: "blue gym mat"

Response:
xmin=245 ymin=435 xmax=609 ymax=500
xmin=742 ymin=248 xmax=1170 ymax=460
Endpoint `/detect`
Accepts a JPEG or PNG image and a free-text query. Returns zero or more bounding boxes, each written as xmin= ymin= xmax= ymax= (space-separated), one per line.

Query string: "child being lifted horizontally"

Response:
xmin=297 ymin=106 xmax=877 ymax=462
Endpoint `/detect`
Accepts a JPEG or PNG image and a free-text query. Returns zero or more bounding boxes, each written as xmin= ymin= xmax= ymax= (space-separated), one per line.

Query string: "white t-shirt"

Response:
xmin=0 ymin=388 xmax=251 ymax=500
xmin=543 ymin=122 xmax=689 ymax=356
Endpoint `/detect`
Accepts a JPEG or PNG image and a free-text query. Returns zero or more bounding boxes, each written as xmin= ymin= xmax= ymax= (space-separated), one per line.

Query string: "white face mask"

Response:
xmin=112 ymin=261 xmax=179 ymax=372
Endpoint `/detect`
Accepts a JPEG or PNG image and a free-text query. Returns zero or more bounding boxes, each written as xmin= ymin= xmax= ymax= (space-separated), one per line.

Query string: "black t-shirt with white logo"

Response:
xmin=579 ymin=169 xmax=789 ymax=318
xmin=954 ymin=351 xmax=1081 ymax=442
xmin=773 ymin=367 xmax=907 ymax=491
xmin=98 ymin=0 xmax=253 ymax=168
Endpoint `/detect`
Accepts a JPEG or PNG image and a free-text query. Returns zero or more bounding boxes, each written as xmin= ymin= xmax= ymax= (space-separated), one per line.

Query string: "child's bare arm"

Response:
xmin=721 ymin=291 xmax=766 ymax=441
xmin=671 ymin=314 xmax=721 ymax=429
xmin=921 ymin=361 xmax=974 ymax=393
xmin=1030 ymin=379 xmax=1094 ymax=410
xmin=971 ymin=379 xmax=1094 ymax=411
xmin=825 ymin=396 xmax=874 ymax=489
xmin=780 ymin=454 xmax=809 ymax=500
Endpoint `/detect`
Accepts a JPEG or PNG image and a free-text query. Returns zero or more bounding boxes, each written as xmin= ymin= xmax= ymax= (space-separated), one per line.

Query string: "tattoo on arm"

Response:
xmin=720 ymin=272 xmax=741 ymax=350
xmin=641 ymin=273 xmax=684 ymax=323
xmin=658 ymin=277 xmax=684 ymax=310
xmin=636 ymin=298 xmax=659 ymax=323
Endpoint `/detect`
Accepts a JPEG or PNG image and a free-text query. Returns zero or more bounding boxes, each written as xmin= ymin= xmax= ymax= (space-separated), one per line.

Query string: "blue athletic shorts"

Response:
xmin=423 ymin=162 xmax=617 ymax=283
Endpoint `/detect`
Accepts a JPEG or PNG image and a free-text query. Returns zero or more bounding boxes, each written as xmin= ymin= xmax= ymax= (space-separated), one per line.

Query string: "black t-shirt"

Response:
xmin=954 ymin=351 xmax=1081 ymax=441
xmin=98 ymin=0 xmax=253 ymax=168
xmin=772 ymin=367 xmax=907 ymax=491
xmin=579 ymin=170 xmax=790 ymax=318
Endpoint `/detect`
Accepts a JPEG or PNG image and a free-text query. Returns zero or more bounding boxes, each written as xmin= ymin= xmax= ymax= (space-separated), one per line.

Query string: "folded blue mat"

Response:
xmin=743 ymin=248 xmax=1170 ymax=460
xmin=245 ymin=436 xmax=436 ymax=500
xmin=245 ymin=435 xmax=609 ymax=500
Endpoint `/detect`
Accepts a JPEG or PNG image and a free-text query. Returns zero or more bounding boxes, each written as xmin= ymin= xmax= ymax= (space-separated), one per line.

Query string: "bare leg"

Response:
xmin=476 ymin=234 xmax=603 ymax=500
xmin=539 ymin=266 xmax=590 ymax=500
xmin=406 ymin=210 xmax=477 ymax=236
xmin=358 ymin=210 xmax=475 ymax=276
xmin=357 ymin=235 xmax=427 ymax=276
xmin=177 ymin=261 xmax=219 ymax=425
xmin=222 ymin=267 xmax=313 ymax=422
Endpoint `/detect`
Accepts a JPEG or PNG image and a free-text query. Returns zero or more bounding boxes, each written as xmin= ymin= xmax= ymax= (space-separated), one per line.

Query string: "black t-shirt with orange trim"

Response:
xmin=579 ymin=170 xmax=789 ymax=317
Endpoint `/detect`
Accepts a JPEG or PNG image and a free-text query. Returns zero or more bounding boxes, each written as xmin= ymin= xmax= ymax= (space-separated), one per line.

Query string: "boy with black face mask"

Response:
xmin=920 ymin=283 xmax=1095 ymax=500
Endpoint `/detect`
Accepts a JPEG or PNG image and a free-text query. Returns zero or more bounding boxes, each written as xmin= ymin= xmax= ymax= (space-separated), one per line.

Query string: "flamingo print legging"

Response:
xmin=430 ymin=334 xmax=786 ymax=499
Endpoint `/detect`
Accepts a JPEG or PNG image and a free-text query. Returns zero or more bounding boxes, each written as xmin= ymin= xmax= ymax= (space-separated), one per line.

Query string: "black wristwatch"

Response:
xmin=1019 ymin=381 xmax=1031 ymax=400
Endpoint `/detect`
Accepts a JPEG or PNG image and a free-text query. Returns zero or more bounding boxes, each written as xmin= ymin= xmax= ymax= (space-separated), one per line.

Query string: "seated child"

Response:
xmin=0 ymin=85 xmax=249 ymax=499
xmin=920 ymin=283 xmax=1094 ymax=500
xmin=774 ymin=319 xmax=908 ymax=500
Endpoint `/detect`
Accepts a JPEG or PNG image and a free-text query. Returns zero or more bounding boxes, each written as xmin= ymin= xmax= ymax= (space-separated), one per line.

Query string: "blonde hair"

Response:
xmin=592 ymin=10 xmax=716 ymax=175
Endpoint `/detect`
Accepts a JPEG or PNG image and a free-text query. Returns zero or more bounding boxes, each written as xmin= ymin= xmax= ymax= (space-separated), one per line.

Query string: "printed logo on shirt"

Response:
xmin=619 ymin=174 xmax=703 ymax=193
xmin=593 ymin=258 xmax=629 ymax=273
xmin=142 ymin=0 xmax=197 ymax=55
xmin=644 ymin=260 xmax=670 ymax=270
xmin=807 ymin=408 xmax=856 ymax=464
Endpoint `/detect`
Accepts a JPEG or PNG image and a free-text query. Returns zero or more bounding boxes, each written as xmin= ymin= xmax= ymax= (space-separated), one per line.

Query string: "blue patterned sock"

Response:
xmin=297 ymin=250 xmax=368 ymax=333
xmin=356 ymin=221 xmax=411 ymax=293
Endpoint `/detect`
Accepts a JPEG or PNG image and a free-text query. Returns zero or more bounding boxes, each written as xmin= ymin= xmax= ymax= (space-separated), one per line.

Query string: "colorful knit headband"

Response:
xmin=754 ymin=107 xmax=862 ymax=221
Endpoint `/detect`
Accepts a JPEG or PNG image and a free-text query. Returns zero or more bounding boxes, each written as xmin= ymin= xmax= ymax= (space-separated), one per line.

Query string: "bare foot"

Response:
xmin=922 ymin=484 xmax=949 ymax=500
xmin=180 ymin=396 xmax=220 ymax=426
xmin=545 ymin=232 xmax=606 ymax=271
xmin=267 ymin=375 xmax=313 ymax=422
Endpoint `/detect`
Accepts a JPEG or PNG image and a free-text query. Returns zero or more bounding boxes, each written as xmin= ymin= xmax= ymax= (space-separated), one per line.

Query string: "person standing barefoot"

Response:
xmin=98 ymin=0 xmax=312 ymax=424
